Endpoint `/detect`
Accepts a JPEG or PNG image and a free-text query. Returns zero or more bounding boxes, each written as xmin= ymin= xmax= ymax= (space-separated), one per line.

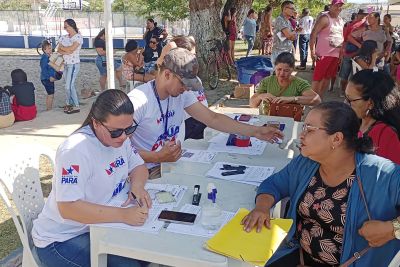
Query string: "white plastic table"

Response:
xmin=90 ymin=172 xmax=265 ymax=267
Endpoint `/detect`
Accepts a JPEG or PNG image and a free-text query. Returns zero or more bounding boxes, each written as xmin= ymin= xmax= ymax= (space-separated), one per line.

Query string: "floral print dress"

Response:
xmin=297 ymin=170 xmax=355 ymax=266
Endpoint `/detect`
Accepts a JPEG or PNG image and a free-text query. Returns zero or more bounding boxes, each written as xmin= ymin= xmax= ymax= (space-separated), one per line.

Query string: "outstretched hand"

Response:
xmin=253 ymin=126 xmax=284 ymax=143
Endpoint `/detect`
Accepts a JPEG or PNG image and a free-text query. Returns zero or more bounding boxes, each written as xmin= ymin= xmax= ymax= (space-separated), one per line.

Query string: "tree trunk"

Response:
xmin=189 ymin=0 xmax=225 ymax=77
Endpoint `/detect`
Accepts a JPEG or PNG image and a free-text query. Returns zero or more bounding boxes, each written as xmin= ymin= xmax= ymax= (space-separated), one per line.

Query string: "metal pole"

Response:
xmin=104 ymin=0 xmax=115 ymax=89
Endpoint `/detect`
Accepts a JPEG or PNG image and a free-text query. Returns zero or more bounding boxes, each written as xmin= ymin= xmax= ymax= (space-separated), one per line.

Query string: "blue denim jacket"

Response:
xmin=257 ymin=153 xmax=400 ymax=266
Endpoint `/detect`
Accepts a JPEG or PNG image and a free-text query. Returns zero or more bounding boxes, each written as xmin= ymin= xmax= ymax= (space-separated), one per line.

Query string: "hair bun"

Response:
xmin=354 ymin=134 xmax=374 ymax=154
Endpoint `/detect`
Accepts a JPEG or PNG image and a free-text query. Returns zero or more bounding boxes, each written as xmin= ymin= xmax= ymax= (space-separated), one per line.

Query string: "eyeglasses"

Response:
xmin=344 ymin=95 xmax=364 ymax=104
xmin=97 ymin=119 xmax=138 ymax=138
xmin=302 ymin=123 xmax=327 ymax=134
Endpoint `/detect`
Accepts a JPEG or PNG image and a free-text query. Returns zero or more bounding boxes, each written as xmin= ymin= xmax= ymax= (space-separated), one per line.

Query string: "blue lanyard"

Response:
xmin=152 ymin=81 xmax=170 ymax=139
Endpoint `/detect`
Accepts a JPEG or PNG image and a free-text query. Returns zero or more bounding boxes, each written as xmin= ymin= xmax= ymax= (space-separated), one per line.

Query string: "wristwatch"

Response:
xmin=294 ymin=96 xmax=299 ymax=103
xmin=392 ymin=217 xmax=400 ymax=239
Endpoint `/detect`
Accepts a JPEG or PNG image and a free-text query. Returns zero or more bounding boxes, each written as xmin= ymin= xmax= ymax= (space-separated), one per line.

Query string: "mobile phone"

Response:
xmin=238 ymin=114 xmax=251 ymax=122
xmin=158 ymin=210 xmax=197 ymax=225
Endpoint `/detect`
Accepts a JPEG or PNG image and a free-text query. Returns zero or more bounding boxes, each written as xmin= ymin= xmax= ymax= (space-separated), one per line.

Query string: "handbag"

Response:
xmin=258 ymin=84 xmax=303 ymax=121
xmin=297 ymin=175 xmax=371 ymax=267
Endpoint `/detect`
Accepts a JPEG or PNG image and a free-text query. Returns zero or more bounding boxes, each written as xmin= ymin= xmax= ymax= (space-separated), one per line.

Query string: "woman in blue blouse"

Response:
xmin=242 ymin=101 xmax=400 ymax=266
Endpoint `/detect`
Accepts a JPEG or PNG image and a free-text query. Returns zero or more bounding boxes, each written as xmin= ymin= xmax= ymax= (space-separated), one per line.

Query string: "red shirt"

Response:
xmin=368 ymin=122 xmax=400 ymax=164
xmin=343 ymin=18 xmax=366 ymax=56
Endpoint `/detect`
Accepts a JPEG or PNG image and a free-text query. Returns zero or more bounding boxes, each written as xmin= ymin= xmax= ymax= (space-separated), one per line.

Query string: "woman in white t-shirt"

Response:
xmin=58 ymin=19 xmax=83 ymax=114
xmin=32 ymin=90 xmax=151 ymax=267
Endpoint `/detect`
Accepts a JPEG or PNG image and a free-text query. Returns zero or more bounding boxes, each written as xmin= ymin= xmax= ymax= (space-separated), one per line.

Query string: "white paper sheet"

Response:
xmin=207 ymin=133 xmax=267 ymax=155
xmin=179 ymin=149 xmax=217 ymax=163
xmin=206 ymin=162 xmax=275 ymax=186
xmin=95 ymin=205 xmax=166 ymax=234
xmin=166 ymin=204 xmax=235 ymax=238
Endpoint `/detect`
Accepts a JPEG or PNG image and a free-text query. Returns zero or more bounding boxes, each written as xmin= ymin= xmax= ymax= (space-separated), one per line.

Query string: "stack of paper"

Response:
xmin=179 ymin=149 xmax=217 ymax=163
xmin=166 ymin=204 xmax=235 ymax=238
xmin=206 ymin=162 xmax=275 ymax=186
xmin=205 ymin=208 xmax=293 ymax=266
xmin=207 ymin=133 xmax=267 ymax=155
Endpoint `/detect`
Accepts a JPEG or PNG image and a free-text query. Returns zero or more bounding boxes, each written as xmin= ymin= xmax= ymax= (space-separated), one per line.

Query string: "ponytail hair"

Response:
xmin=313 ymin=101 xmax=374 ymax=154
xmin=64 ymin=19 xmax=79 ymax=33
xmin=80 ymin=89 xmax=134 ymax=131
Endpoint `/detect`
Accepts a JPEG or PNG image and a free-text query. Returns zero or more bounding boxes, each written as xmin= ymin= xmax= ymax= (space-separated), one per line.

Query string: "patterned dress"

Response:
xmin=297 ymin=170 xmax=355 ymax=266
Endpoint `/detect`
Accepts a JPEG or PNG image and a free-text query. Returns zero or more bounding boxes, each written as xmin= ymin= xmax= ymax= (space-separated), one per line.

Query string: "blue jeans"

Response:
xmin=244 ymin=35 xmax=255 ymax=57
xmin=299 ymin=34 xmax=310 ymax=67
xmin=64 ymin=63 xmax=80 ymax=107
xmin=34 ymin=232 xmax=147 ymax=267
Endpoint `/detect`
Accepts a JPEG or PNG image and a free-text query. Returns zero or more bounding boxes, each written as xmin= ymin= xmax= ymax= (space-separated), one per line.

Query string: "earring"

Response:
xmin=331 ymin=146 xmax=335 ymax=150
xmin=365 ymin=109 xmax=370 ymax=116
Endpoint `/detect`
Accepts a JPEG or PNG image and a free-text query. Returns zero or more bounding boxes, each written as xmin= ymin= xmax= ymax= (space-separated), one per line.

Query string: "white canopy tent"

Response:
xmin=104 ymin=0 xmax=115 ymax=89
xmin=389 ymin=0 xmax=400 ymax=5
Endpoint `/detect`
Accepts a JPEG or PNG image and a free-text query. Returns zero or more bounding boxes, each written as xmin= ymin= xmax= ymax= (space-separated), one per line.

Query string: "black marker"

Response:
xmin=192 ymin=185 xmax=201 ymax=206
xmin=130 ymin=192 xmax=142 ymax=207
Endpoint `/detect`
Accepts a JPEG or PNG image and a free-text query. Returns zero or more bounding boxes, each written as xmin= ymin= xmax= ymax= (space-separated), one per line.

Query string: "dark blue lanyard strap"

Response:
xmin=152 ymin=81 xmax=169 ymax=138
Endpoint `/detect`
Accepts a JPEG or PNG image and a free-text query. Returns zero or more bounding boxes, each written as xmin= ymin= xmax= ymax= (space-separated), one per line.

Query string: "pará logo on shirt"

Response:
xmin=156 ymin=110 xmax=175 ymax=124
xmin=105 ymin=156 xmax=126 ymax=176
xmin=61 ymin=165 xmax=79 ymax=184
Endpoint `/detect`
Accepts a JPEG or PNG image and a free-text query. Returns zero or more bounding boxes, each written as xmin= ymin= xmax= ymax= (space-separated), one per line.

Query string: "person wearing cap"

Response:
xmin=338 ymin=8 xmax=368 ymax=96
xmin=310 ymin=0 xmax=345 ymax=97
xmin=127 ymin=48 xmax=284 ymax=178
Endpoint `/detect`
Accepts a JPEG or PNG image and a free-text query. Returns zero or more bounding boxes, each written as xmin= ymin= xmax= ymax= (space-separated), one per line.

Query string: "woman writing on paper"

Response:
xmin=242 ymin=102 xmax=400 ymax=266
xmin=32 ymin=90 xmax=151 ymax=267
xmin=249 ymin=52 xmax=321 ymax=113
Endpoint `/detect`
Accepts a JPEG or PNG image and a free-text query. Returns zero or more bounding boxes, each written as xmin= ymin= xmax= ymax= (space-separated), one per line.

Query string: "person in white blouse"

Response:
xmin=58 ymin=19 xmax=83 ymax=114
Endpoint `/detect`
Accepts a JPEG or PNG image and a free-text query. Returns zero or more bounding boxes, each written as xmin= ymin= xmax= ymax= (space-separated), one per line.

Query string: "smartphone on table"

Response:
xmin=158 ymin=210 xmax=197 ymax=225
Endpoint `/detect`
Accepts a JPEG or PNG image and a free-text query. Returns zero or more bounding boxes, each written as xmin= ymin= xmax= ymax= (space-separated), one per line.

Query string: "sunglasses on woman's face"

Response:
xmin=97 ymin=119 xmax=139 ymax=138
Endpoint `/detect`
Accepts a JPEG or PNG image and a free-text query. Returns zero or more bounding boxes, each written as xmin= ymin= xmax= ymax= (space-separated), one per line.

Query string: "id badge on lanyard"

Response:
xmin=152 ymin=81 xmax=170 ymax=141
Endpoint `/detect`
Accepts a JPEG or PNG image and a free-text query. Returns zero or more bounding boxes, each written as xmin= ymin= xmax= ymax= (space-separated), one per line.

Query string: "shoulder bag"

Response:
xmin=259 ymin=82 xmax=303 ymax=121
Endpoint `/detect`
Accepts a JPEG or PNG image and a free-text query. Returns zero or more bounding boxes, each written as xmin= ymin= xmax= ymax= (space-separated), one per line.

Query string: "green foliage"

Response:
xmin=0 ymin=0 xmax=32 ymax=10
xmin=252 ymin=0 xmax=328 ymax=17
xmin=83 ymin=0 xmax=104 ymax=11
xmin=131 ymin=0 xmax=189 ymax=21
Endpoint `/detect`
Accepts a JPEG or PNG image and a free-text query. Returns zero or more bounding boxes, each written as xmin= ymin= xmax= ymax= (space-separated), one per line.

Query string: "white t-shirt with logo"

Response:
xmin=128 ymin=81 xmax=198 ymax=168
xmin=59 ymin=33 xmax=83 ymax=65
xmin=32 ymin=125 xmax=144 ymax=248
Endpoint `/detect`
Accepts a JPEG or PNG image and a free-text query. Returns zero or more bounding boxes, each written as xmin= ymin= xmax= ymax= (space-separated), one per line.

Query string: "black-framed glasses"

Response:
xmin=302 ymin=123 xmax=327 ymax=134
xmin=97 ymin=119 xmax=138 ymax=138
xmin=344 ymin=95 xmax=364 ymax=104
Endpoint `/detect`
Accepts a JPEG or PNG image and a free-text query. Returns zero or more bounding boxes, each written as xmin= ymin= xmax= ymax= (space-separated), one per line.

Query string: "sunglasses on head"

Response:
xmin=96 ymin=119 xmax=139 ymax=138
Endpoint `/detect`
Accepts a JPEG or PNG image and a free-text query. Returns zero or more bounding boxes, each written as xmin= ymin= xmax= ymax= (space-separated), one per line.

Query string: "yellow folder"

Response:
xmin=205 ymin=208 xmax=293 ymax=266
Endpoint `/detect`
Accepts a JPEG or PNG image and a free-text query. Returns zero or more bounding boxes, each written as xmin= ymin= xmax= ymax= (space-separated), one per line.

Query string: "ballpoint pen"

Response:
xmin=130 ymin=192 xmax=142 ymax=207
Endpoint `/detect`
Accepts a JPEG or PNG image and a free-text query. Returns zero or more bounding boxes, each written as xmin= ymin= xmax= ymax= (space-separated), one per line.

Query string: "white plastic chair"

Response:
xmin=389 ymin=250 xmax=400 ymax=267
xmin=351 ymin=59 xmax=363 ymax=75
xmin=0 ymin=145 xmax=55 ymax=267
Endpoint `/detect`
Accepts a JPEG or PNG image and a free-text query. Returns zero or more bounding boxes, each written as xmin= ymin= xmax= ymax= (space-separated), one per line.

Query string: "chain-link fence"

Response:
xmin=0 ymin=9 xmax=190 ymax=40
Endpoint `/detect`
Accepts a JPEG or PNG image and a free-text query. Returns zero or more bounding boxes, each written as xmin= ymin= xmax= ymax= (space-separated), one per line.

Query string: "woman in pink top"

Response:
xmin=310 ymin=0 xmax=344 ymax=96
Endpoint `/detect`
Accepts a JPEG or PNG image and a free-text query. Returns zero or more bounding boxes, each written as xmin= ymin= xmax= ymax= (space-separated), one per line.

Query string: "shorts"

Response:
xmin=338 ymin=56 xmax=352 ymax=80
xmin=41 ymin=79 xmax=55 ymax=95
xmin=95 ymin=55 xmax=122 ymax=76
xmin=313 ymin=56 xmax=340 ymax=81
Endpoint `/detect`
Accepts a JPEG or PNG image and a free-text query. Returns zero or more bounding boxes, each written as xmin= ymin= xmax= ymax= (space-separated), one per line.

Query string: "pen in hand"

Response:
xmin=130 ymin=192 xmax=142 ymax=207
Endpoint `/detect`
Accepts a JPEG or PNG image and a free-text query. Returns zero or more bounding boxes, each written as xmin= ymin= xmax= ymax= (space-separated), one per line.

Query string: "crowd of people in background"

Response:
xmin=0 ymin=2 xmax=398 ymax=267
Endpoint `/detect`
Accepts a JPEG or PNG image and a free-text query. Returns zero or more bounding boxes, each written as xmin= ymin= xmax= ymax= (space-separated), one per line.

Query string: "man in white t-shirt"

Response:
xmin=128 ymin=48 xmax=284 ymax=177
xmin=297 ymin=8 xmax=314 ymax=70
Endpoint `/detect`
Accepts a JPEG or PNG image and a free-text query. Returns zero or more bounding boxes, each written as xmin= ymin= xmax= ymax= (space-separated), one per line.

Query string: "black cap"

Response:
xmin=357 ymin=8 xmax=368 ymax=15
